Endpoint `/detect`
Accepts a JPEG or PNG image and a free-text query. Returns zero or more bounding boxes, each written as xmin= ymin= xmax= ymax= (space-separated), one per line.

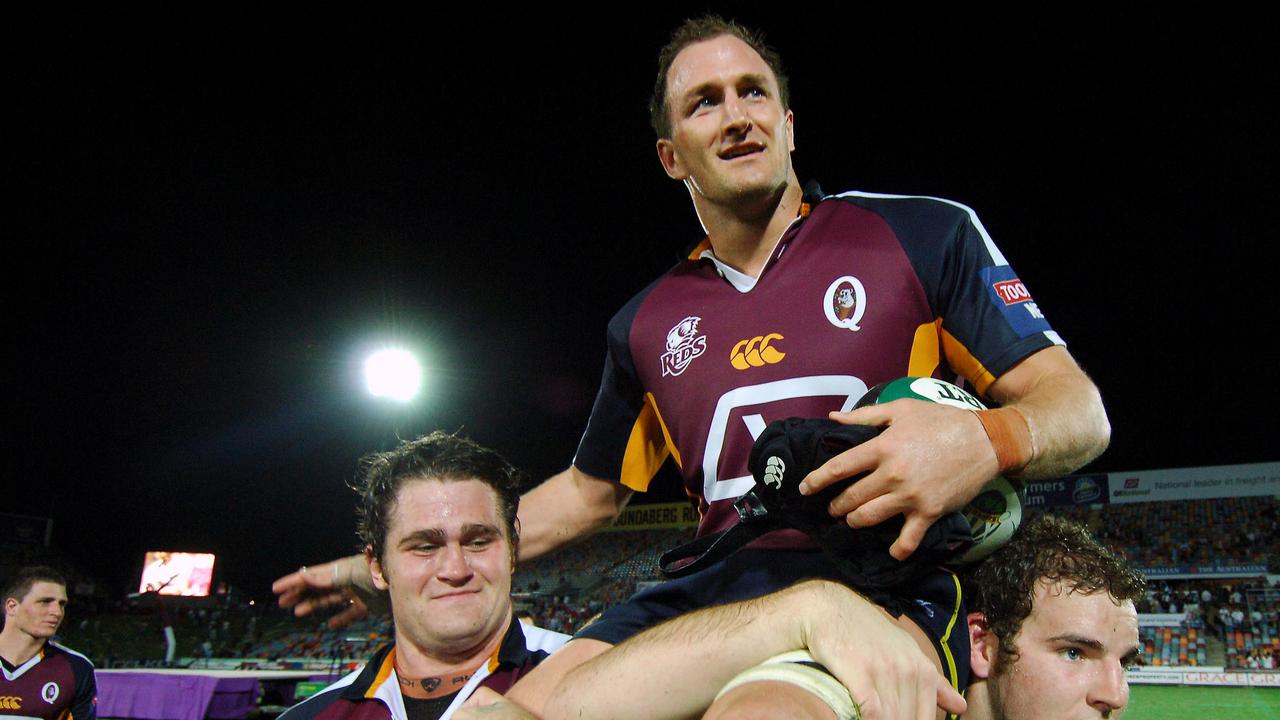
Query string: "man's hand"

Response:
xmin=800 ymin=581 xmax=966 ymax=720
xmin=799 ymin=399 xmax=998 ymax=560
xmin=455 ymin=688 xmax=538 ymax=719
xmin=271 ymin=554 xmax=388 ymax=629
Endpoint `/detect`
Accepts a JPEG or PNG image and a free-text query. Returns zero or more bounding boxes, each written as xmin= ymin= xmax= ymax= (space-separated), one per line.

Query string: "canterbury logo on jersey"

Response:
xmin=0 ymin=696 xmax=21 ymax=710
xmin=730 ymin=334 xmax=786 ymax=370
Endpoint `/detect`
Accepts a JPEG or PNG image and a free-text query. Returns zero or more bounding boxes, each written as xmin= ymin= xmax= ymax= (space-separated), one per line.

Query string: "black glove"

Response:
xmin=660 ymin=417 xmax=973 ymax=592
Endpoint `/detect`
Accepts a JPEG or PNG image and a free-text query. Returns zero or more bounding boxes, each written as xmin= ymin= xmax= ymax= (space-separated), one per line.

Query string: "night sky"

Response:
xmin=7 ymin=11 xmax=1277 ymax=598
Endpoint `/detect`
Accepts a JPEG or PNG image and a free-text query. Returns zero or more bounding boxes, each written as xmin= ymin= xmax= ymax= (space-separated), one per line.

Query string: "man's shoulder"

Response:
xmin=821 ymin=189 xmax=979 ymax=220
xmin=817 ymin=189 xmax=1013 ymax=281
xmin=495 ymin=620 xmax=570 ymax=670
xmin=604 ymin=269 xmax=684 ymax=333
xmin=279 ymin=646 xmax=395 ymax=720
xmin=819 ymin=189 xmax=986 ymax=237
xmin=508 ymin=622 xmax=570 ymax=658
xmin=45 ymin=641 xmax=94 ymax=670
xmin=277 ymin=667 xmax=384 ymax=720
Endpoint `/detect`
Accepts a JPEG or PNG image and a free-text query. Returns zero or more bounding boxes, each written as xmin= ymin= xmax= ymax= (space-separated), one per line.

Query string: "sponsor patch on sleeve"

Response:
xmin=980 ymin=266 xmax=1052 ymax=337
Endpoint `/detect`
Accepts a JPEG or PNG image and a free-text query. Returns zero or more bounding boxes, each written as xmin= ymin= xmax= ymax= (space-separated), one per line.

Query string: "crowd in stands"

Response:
xmin=245 ymin=615 xmax=392 ymax=663
xmin=1092 ymin=497 xmax=1280 ymax=569
xmin=1129 ymin=578 xmax=1280 ymax=670
xmin=13 ymin=496 xmax=1280 ymax=671
xmin=509 ymin=527 xmax=694 ymax=635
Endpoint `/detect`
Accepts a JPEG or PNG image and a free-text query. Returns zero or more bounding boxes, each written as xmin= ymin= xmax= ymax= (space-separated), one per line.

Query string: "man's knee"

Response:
xmin=505 ymin=638 xmax=613 ymax=716
xmin=703 ymin=681 xmax=838 ymax=720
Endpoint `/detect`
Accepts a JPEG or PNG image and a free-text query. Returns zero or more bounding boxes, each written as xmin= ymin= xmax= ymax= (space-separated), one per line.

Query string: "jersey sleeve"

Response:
xmin=69 ymin=656 xmax=97 ymax=720
xmin=573 ymin=281 xmax=670 ymax=492
xmin=853 ymin=193 xmax=1063 ymax=395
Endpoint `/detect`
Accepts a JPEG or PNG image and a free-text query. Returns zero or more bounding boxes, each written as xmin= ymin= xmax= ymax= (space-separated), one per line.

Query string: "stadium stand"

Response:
xmin=13 ymin=497 xmax=1279 ymax=672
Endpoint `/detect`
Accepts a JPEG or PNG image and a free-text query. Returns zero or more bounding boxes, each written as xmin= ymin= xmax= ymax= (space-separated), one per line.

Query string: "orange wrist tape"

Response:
xmin=975 ymin=407 xmax=1034 ymax=475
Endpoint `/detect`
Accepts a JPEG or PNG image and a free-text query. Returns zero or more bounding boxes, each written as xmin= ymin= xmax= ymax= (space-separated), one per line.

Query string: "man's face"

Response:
xmin=5 ymin=581 xmax=68 ymax=640
xmin=656 ymin=34 xmax=795 ymax=211
xmin=370 ymin=478 xmax=513 ymax=657
xmin=987 ymin=580 xmax=1140 ymax=719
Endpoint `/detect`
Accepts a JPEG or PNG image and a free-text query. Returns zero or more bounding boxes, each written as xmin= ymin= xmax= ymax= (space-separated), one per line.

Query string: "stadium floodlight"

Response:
xmin=364 ymin=348 xmax=422 ymax=402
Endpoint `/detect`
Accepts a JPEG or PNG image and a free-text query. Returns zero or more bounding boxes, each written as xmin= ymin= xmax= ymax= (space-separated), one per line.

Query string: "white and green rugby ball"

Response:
xmin=856 ymin=377 xmax=1023 ymax=564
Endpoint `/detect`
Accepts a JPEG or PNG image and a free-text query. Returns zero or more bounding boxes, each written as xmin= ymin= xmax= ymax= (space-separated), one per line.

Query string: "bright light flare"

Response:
xmin=364 ymin=348 xmax=422 ymax=402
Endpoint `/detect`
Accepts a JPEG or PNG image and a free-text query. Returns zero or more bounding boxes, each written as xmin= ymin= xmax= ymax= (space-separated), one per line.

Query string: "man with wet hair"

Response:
xmin=279 ymin=432 xmax=568 ymax=720
xmin=963 ymin=514 xmax=1144 ymax=719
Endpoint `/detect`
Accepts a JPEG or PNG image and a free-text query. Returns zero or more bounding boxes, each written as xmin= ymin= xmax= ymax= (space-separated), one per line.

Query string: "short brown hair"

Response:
xmin=650 ymin=15 xmax=790 ymax=138
xmin=967 ymin=514 xmax=1145 ymax=660
xmin=354 ymin=431 xmax=524 ymax=563
xmin=4 ymin=566 xmax=67 ymax=604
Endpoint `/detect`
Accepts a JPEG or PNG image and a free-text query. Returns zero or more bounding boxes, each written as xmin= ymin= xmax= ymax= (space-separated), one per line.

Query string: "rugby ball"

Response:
xmin=856 ymin=377 xmax=1023 ymax=564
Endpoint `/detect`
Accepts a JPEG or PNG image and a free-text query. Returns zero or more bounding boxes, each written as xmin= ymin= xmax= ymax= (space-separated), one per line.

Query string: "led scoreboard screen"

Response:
xmin=138 ymin=551 xmax=216 ymax=596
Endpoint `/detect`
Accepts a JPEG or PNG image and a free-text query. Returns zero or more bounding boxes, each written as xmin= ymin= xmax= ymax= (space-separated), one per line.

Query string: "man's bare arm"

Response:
xmin=984 ymin=345 xmax=1110 ymax=479
xmin=541 ymin=580 xmax=965 ymax=720
xmin=517 ymin=465 xmax=632 ymax=562
xmin=801 ymin=346 xmax=1109 ymax=558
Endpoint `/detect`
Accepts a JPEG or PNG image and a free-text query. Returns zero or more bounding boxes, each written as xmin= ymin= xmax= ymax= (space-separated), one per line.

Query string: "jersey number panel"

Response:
xmin=702 ymin=375 xmax=868 ymax=501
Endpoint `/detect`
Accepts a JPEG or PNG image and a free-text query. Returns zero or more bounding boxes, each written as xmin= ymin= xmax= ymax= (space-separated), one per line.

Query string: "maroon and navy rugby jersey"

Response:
xmin=278 ymin=620 xmax=567 ymax=720
xmin=0 ymin=642 xmax=97 ymax=720
xmin=574 ymin=190 xmax=1062 ymax=543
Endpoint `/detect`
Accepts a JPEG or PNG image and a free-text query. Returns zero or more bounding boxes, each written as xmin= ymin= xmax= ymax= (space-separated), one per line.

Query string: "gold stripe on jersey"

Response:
xmin=940 ymin=326 xmax=997 ymax=395
xmin=619 ymin=392 xmax=678 ymax=492
xmin=938 ymin=571 xmax=963 ymax=692
xmin=908 ymin=320 xmax=943 ymax=378
xmin=911 ymin=319 xmax=999 ymax=395
xmin=365 ymin=648 xmax=396 ymax=699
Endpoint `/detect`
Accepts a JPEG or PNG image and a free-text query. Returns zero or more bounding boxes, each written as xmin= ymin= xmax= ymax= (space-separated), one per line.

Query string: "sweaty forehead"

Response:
xmin=666 ymin=34 xmax=778 ymax=100
xmin=1026 ymin=580 xmax=1138 ymax=642
xmin=389 ymin=477 xmax=504 ymax=536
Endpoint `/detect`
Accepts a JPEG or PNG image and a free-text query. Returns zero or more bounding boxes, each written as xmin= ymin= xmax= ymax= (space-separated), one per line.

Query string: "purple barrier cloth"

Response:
xmin=97 ymin=673 xmax=261 ymax=720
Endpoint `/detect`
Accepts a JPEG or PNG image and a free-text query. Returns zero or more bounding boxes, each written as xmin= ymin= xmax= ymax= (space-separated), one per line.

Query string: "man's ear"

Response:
xmin=511 ymin=518 xmax=521 ymax=567
xmin=656 ymin=138 xmax=687 ymax=180
xmin=367 ymin=546 xmax=389 ymax=591
xmin=785 ymin=109 xmax=795 ymax=152
xmin=3 ymin=597 xmax=17 ymax=617
xmin=969 ymin=612 xmax=996 ymax=680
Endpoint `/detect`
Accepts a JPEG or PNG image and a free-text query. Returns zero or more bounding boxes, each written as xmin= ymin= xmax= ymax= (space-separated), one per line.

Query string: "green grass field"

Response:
xmin=1127 ymin=685 xmax=1280 ymax=719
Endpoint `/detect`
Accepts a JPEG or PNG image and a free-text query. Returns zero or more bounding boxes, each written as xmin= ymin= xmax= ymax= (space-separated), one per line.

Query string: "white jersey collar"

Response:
xmin=698 ymin=214 xmax=804 ymax=294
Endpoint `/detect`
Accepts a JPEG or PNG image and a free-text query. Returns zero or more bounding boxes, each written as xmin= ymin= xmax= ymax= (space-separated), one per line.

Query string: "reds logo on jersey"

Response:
xmin=660 ymin=316 xmax=708 ymax=377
